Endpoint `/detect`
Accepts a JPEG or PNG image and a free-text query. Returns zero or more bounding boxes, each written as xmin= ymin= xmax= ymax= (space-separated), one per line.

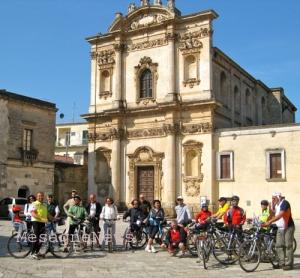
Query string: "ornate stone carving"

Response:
xmin=127 ymin=38 xmax=168 ymax=52
xmin=95 ymin=147 xmax=112 ymax=169
xmin=97 ymin=49 xmax=115 ymax=66
xmin=127 ymin=127 xmax=165 ymax=138
xmin=182 ymin=78 xmax=200 ymax=88
xmin=179 ymin=38 xmax=202 ymax=50
xmin=134 ymin=57 xmax=158 ymax=81
xmin=163 ymin=123 xmax=179 ymax=135
xmin=99 ymin=91 xmax=112 ymax=100
xmin=184 ymin=175 xmax=204 ymax=197
xmin=182 ymin=140 xmax=204 ymax=197
xmin=154 ymin=0 xmax=162 ymax=5
xmin=114 ymin=43 xmax=126 ymax=52
xmin=130 ymin=13 xmax=168 ymax=30
xmin=178 ymin=29 xmax=213 ymax=42
xmin=182 ymin=122 xmax=215 ymax=134
xmin=128 ymin=2 xmax=136 ymax=13
xmin=97 ymin=184 xmax=109 ymax=197
xmin=109 ymin=127 xmax=124 ymax=139
xmin=167 ymin=0 xmax=175 ymax=9
xmin=141 ymin=0 xmax=150 ymax=6
xmin=90 ymin=51 xmax=98 ymax=60
xmin=165 ymin=32 xmax=177 ymax=41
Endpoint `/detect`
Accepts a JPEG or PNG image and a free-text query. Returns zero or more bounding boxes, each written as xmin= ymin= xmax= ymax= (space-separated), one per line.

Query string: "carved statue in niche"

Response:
xmin=168 ymin=0 xmax=175 ymax=9
xmin=128 ymin=2 xmax=135 ymax=13
xmin=154 ymin=0 xmax=162 ymax=4
xmin=141 ymin=0 xmax=149 ymax=6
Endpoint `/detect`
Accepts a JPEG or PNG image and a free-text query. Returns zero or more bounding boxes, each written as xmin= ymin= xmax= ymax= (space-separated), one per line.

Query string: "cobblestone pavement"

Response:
xmin=0 ymin=219 xmax=299 ymax=278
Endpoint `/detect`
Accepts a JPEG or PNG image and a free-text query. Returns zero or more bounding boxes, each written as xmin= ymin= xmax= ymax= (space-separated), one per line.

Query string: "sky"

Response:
xmin=1 ymin=0 xmax=300 ymax=123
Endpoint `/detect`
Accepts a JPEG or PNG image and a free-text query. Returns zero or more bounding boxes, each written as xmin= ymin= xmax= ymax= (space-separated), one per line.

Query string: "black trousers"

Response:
xmin=31 ymin=221 xmax=45 ymax=255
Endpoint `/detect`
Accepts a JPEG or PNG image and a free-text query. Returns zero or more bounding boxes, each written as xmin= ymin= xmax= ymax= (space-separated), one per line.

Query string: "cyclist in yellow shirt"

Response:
xmin=211 ymin=197 xmax=230 ymax=222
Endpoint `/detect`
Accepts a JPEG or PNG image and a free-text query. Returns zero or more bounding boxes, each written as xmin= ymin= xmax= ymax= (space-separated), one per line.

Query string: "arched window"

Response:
xmin=184 ymin=55 xmax=196 ymax=80
xmin=220 ymin=72 xmax=227 ymax=105
xmin=186 ymin=150 xmax=198 ymax=176
xmin=245 ymin=89 xmax=251 ymax=118
xmin=234 ymin=86 xmax=240 ymax=114
xmin=100 ymin=70 xmax=110 ymax=92
xmin=140 ymin=69 xmax=152 ymax=98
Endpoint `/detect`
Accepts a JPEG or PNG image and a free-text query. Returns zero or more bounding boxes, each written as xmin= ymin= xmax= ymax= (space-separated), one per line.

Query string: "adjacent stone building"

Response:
xmin=0 ymin=90 xmax=57 ymax=202
xmin=82 ymin=1 xmax=298 ymax=217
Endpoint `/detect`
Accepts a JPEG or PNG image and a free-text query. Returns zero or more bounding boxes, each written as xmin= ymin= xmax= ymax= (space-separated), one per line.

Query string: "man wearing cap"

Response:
xmin=63 ymin=190 xmax=81 ymax=233
xmin=175 ymin=196 xmax=192 ymax=227
xmin=263 ymin=191 xmax=295 ymax=271
xmin=211 ymin=197 xmax=230 ymax=222
xmin=66 ymin=195 xmax=89 ymax=246
xmin=174 ymin=196 xmax=191 ymax=258
xmin=46 ymin=193 xmax=60 ymax=219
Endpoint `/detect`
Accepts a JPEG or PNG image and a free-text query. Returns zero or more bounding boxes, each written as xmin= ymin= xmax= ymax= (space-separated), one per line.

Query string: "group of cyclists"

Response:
xmin=11 ymin=190 xmax=295 ymax=271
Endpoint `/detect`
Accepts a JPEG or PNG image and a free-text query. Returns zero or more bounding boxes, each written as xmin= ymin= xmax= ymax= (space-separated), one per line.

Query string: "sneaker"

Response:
xmin=36 ymin=252 xmax=45 ymax=259
xmin=170 ymin=249 xmax=179 ymax=257
xmin=145 ymin=246 xmax=152 ymax=253
xmin=29 ymin=254 xmax=40 ymax=260
xmin=151 ymin=246 xmax=157 ymax=253
xmin=178 ymin=251 xmax=186 ymax=258
xmin=282 ymin=265 xmax=293 ymax=271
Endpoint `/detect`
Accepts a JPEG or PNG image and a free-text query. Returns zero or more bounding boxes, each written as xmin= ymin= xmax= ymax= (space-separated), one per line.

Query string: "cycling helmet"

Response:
xmin=260 ymin=200 xmax=269 ymax=205
xmin=12 ymin=205 xmax=22 ymax=212
xmin=231 ymin=195 xmax=240 ymax=201
xmin=201 ymin=203 xmax=208 ymax=208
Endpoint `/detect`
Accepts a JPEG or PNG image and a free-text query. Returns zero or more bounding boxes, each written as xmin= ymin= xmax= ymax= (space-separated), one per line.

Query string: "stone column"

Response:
xmin=88 ymin=150 xmax=96 ymax=197
xmin=110 ymin=127 xmax=123 ymax=205
xmin=165 ymin=32 xmax=177 ymax=102
xmin=112 ymin=44 xmax=123 ymax=108
xmin=163 ymin=124 xmax=177 ymax=215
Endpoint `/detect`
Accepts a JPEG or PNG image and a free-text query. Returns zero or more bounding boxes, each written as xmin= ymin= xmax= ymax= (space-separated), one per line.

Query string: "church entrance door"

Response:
xmin=138 ymin=166 xmax=154 ymax=203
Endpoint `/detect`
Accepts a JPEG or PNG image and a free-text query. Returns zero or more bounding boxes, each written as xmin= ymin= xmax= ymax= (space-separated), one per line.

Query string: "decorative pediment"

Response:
xmin=108 ymin=5 xmax=177 ymax=33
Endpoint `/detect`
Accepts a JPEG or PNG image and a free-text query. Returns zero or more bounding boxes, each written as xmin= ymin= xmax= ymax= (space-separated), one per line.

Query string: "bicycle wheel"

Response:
xmin=123 ymin=227 xmax=130 ymax=250
xmin=6 ymin=233 xmax=31 ymax=258
xmin=108 ymin=227 xmax=113 ymax=253
xmin=130 ymin=230 xmax=148 ymax=249
xmin=204 ymin=233 xmax=214 ymax=257
xmin=238 ymin=240 xmax=261 ymax=272
xmin=50 ymin=233 xmax=71 ymax=258
xmin=187 ymin=233 xmax=198 ymax=256
xmin=198 ymin=244 xmax=207 ymax=269
xmin=269 ymin=241 xmax=280 ymax=267
xmin=213 ymin=235 xmax=240 ymax=264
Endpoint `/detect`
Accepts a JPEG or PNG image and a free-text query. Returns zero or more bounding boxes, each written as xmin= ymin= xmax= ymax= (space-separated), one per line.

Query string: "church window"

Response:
xmin=140 ymin=69 xmax=152 ymax=98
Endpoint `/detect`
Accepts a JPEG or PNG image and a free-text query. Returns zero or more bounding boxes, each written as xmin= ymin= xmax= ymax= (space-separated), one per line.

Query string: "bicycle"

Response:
xmin=37 ymin=218 xmax=70 ymax=258
xmin=238 ymin=218 xmax=280 ymax=272
xmin=103 ymin=218 xmax=117 ymax=252
xmin=143 ymin=219 xmax=170 ymax=245
xmin=65 ymin=218 xmax=96 ymax=256
xmin=213 ymin=225 xmax=249 ymax=264
xmin=123 ymin=219 xmax=148 ymax=250
xmin=6 ymin=221 xmax=33 ymax=258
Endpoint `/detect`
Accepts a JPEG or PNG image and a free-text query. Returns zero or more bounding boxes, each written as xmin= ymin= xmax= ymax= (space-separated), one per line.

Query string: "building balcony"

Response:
xmin=19 ymin=148 xmax=39 ymax=163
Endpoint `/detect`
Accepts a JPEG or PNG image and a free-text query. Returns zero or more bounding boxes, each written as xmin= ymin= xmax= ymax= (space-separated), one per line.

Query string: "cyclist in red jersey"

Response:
xmin=223 ymin=195 xmax=246 ymax=226
xmin=195 ymin=203 xmax=212 ymax=224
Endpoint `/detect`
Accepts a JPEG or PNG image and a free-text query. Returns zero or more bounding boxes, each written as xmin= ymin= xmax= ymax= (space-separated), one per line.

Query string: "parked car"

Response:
xmin=0 ymin=197 xmax=27 ymax=220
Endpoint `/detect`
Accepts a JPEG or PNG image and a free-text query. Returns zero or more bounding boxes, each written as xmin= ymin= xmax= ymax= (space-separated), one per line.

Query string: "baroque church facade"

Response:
xmin=82 ymin=0 xmax=298 ymax=217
